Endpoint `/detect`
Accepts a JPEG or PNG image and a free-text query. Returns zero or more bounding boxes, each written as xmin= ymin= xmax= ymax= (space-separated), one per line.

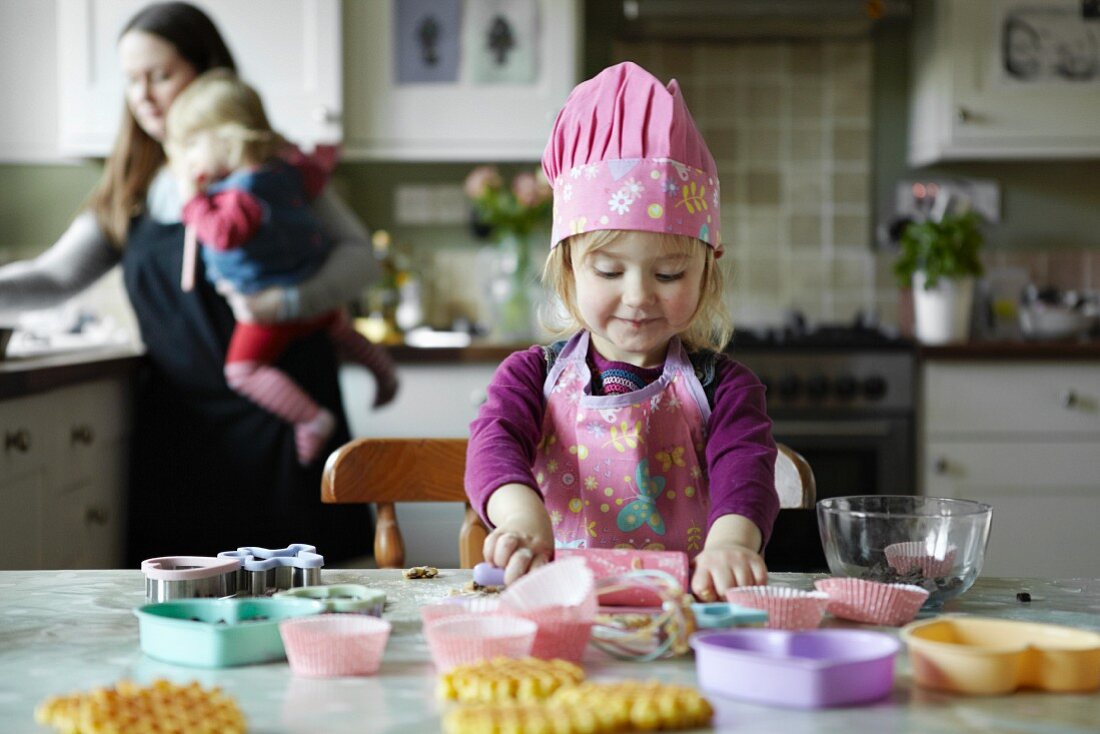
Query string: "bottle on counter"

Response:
xmin=356 ymin=230 xmax=403 ymax=345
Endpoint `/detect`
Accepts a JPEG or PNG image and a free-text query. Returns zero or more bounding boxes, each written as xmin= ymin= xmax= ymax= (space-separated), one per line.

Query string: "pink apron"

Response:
xmin=534 ymin=331 xmax=711 ymax=556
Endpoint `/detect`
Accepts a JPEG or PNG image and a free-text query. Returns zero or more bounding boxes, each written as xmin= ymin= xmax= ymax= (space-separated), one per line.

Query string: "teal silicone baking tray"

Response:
xmin=134 ymin=597 xmax=325 ymax=667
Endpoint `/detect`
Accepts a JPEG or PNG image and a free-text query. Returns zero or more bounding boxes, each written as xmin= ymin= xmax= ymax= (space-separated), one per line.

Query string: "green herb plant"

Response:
xmin=894 ymin=212 xmax=984 ymax=289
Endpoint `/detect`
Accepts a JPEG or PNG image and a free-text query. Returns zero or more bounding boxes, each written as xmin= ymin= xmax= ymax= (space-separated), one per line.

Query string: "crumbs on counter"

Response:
xmin=35 ymin=678 xmax=245 ymax=734
xmin=403 ymin=565 xmax=440 ymax=579
xmin=1016 ymin=591 xmax=1032 ymax=602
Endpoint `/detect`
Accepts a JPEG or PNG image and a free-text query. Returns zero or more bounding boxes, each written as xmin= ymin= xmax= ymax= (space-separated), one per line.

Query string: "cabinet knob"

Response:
xmin=313 ymin=106 xmax=342 ymax=124
xmin=934 ymin=457 xmax=949 ymax=474
xmin=85 ymin=506 xmax=109 ymax=526
xmin=955 ymin=106 xmax=972 ymax=123
xmin=4 ymin=429 xmax=31 ymax=453
xmin=71 ymin=425 xmax=95 ymax=445
xmin=1060 ymin=389 xmax=1079 ymax=409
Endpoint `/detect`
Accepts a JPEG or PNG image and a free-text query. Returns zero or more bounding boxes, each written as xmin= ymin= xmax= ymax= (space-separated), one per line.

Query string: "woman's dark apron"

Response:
xmin=121 ymin=216 xmax=370 ymax=564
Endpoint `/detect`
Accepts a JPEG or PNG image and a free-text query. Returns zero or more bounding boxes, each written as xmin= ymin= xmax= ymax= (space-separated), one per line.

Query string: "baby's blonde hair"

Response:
xmin=165 ymin=69 xmax=282 ymax=170
xmin=541 ymin=230 xmax=733 ymax=352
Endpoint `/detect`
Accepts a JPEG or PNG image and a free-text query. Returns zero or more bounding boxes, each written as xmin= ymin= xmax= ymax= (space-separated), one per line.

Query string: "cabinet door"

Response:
xmin=910 ymin=0 xmax=1100 ymax=164
xmin=0 ymin=1 xmax=59 ymax=161
xmin=924 ymin=440 xmax=1100 ymax=578
xmin=0 ymin=471 xmax=46 ymax=569
xmin=56 ymin=0 xmax=341 ymax=156
xmin=343 ymin=0 xmax=579 ymax=160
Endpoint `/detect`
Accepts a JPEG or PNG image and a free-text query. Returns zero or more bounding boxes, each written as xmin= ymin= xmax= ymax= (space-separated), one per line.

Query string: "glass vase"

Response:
xmin=486 ymin=231 xmax=536 ymax=343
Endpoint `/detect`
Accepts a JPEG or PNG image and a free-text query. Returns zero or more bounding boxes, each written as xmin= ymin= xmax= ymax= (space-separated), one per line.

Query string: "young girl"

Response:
xmin=465 ymin=62 xmax=779 ymax=601
xmin=166 ymin=69 xmax=397 ymax=465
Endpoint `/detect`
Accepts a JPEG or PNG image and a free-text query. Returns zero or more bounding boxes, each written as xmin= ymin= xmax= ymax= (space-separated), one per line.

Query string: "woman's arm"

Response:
xmin=0 ymin=212 xmax=119 ymax=314
xmin=227 ymin=186 xmax=376 ymax=323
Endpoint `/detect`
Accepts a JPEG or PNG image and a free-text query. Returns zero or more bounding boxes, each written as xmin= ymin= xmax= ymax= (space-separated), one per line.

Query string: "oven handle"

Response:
xmin=772 ymin=420 xmax=896 ymax=438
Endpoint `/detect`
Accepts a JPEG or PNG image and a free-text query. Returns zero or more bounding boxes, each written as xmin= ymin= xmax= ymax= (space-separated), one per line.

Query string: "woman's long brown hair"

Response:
xmin=87 ymin=2 xmax=236 ymax=248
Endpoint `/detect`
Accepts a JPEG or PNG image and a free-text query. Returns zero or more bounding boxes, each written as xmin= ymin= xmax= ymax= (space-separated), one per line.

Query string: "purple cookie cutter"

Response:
xmin=691 ymin=628 xmax=900 ymax=708
xmin=218 ymin=543 xmax=324 ymax=596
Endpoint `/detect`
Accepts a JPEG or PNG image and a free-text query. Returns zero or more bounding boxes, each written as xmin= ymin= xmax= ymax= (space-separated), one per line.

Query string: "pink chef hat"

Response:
xmin=541 ymin=61 xmax=721 ymax=250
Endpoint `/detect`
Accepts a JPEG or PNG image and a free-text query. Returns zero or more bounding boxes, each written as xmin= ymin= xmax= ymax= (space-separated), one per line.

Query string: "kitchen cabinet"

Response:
xmin=920 ymin=361 xmax=1100 ymax=577
xmin=343 ymin=0 xmax=580 ymax=161
xmin=55 ymin=0 xmax=341 ymax=157
xmin=908 ymin=0 xmax=1100 ymax=165
xmin=0 ymin=376 xmax=131 ymax=569
xmin=339 ymin=361 xmax=499 ymax=567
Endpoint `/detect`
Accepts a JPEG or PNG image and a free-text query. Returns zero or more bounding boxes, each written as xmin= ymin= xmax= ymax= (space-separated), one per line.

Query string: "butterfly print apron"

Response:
xmin=534 ymin=330 xmax=711 ymax=556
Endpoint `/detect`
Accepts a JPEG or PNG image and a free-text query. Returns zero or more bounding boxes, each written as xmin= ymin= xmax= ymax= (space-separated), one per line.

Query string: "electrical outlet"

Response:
xmin=893 ymin=178 xmax=1000 ymax=223
xmin=395 ymin=184 xmax=468 ymax=225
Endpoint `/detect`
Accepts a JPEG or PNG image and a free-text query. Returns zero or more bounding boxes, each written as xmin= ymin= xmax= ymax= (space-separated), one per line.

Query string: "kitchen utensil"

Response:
xmin=588 ymin=569 xmax=696 ymax=661
xmin=275 ymin=584 xmax=385 ymax=615
xmin=902 ymin=615 xmax=1100 ymax=694
xmin=691 ymin=602 xmax=768 ymax=629
xmin=817 ymin=495 xmax=992 ymax=607
xmin=279 ymin=614 xmax=392 ymax=677
xmin=217 ymin=543 xmax=324 ymax=595
xmin=133 ymin=597 xmax=324 ymax=667
xmin=724 ymin=586 xmax=829 ymax=630
xmin=691 ymin=628 xmax=900 ymax=708
xmin=423 ymin=614 xmax=538 ymax=672
xmin=472 ymin=562 xmax=505 ymax=587
xmin=140 ymin=556 xmax=243 ymax=603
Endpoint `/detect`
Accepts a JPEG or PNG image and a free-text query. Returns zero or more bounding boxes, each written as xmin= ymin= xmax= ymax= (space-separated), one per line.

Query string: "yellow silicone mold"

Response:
xmin=901 ymin=615 xmax=1100 ymax=694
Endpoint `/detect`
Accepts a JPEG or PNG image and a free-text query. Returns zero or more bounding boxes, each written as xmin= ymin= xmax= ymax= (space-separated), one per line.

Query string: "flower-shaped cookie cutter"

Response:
xmin=218 ymin=543 xmax=324 ymax=596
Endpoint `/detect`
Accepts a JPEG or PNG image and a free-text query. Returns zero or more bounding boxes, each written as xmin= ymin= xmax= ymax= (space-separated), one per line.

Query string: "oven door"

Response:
xmin=764 ymin=415 xmax=914 ymax=572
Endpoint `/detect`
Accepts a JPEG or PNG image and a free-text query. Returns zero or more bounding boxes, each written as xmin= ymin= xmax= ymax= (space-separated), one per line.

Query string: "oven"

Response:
xmin=728 ymin=328 xmax=917 ymax=572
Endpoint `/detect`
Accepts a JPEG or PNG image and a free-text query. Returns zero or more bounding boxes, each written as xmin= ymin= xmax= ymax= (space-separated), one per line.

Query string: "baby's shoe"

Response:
xmin=295 ymin=408 xmax=335 ymax=465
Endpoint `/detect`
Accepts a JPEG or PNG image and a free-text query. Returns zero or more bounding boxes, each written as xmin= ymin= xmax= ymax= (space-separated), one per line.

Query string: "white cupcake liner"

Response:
xmin=724 ymin=586 xmax=828 ymax=630
xmin=814 ymin=577 xmax=929 ymax=626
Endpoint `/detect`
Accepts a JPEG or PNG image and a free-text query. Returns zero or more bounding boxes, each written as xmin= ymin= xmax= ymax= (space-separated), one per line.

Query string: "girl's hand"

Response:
xmin=483 ymin=483 xmax=555 ymax=584
xmin=690 ymin=545 xmax=768 ymax=601
xmin=216 ymin=281 xmax=286 ymax=324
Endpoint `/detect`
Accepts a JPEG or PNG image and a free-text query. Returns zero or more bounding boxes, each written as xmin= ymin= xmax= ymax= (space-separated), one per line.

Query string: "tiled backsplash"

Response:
xmin=611 ymin=39 xmax=895 ymax=328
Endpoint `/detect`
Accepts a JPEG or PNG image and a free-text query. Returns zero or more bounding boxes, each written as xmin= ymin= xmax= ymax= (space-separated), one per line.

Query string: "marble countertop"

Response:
xmin=3 ymin=570 xmax=1099 ymax=733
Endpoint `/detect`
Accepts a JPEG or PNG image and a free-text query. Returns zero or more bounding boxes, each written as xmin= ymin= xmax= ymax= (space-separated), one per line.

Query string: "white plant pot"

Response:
xmin=912 ymin=272 xmax=974 ymax=345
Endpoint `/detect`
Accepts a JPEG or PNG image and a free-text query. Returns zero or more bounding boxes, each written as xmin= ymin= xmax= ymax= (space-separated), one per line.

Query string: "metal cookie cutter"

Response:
xmin=141 ymin=556 xmax=243 ymax=603
xmin=218 ymin=543 xmax=324 ymax=596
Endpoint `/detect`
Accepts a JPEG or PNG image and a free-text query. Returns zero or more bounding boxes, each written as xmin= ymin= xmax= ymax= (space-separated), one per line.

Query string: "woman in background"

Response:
xmin=0 ymin=2 xmax=373 ymax=564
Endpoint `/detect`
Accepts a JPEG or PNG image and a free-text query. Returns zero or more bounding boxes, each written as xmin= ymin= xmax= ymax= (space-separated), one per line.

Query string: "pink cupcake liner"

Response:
xmin=279 ymin=615 xmax=391 ymax=677
xmin=884 ymin=542 xmax=957 ymax=578
xmin=814 ymin=577 xmax=930 ymax=627
xmin=420 ymin=597 xmax=502 ymax=627
xmin=724 ymin=586 xmax=828 ymax=630
xmin=504 ymin=605 xmax=594 ymax=663
xmin=423 ymin=614 xmax=537 ymax=672
xmin=499 ymin=557 xmax=597 ymax=618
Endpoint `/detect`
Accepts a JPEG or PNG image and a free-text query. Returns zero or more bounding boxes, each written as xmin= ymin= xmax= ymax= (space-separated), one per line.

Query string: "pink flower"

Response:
xmin=464 ymin=165 xmax=503 ymax=200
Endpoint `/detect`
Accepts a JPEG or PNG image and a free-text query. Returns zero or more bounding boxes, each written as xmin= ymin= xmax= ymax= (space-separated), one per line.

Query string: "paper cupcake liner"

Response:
xmin=814 ymin=577 xmax=930 ymax=626
xmin=724 ymin=586 xmax=828 ymax=630
xmin=505 ymin=606 xmax=594 ymax=663
xmin=424 ymin=614 xmax=537 ymax=672
xmin=884 ymin=542 xmax=957 ymax=578
xmin=420 ymin=597 xmax=502 ymax=627
xmin=500 ymin=557 xmax=597 ymax=617
xmin=279 ymin=615 xmax=391 ymax=677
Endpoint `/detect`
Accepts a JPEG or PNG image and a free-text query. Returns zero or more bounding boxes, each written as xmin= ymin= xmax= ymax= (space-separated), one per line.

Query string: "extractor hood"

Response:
xmin=620 ymin=0 xmax=912 ymax=40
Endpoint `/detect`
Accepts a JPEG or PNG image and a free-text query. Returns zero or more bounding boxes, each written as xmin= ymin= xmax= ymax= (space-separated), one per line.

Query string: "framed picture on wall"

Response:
xmin=997 ymin=1 xmax=1100 ymax=84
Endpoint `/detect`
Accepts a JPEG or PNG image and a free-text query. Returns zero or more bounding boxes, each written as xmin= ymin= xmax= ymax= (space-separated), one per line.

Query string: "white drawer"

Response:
xmin=924 ymin=363 xmax=1100 ymax=436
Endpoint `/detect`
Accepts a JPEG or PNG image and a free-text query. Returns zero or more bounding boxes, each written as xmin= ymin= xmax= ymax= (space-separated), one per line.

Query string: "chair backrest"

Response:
xmin=322 ymin=438 xmax=815 ymax=569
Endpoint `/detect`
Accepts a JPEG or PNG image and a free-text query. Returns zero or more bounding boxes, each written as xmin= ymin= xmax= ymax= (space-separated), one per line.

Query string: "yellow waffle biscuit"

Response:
xmin=35 ymin=678 xmax=246 ymax=734
xmin=443 ymin=701 xmax=621 ymax=734
xmin=437 ymin=656 xmax=585 ymax=703
xmin=551 ymin=680 xmax=713 ymax=731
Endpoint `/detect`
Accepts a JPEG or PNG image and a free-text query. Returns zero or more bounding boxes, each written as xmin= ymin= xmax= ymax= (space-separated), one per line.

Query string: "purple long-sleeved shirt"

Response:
xmin=465 ymin=338 xmax=780 ymax=548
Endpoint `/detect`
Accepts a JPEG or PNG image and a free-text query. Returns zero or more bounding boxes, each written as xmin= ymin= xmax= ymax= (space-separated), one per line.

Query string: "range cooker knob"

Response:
xmin=805 ymin=374 xmax=829 ymax=399
xmin=862 ymin=375 xmax=888 ymax=400
xmin=834 ymin=375 xmax=858 ymax=399
xmin=777 ymin=375 xmax=802 ymax=399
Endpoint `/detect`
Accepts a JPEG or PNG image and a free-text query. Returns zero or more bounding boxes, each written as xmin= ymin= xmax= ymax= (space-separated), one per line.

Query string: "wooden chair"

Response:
xmin=322 ymin=438 xmax=816 ymax=569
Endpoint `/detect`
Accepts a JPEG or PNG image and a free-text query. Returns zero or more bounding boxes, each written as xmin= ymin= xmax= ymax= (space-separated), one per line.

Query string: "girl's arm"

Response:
xmin=0 ymin=212 xmax=120 ymax=314
xmin=466 ymin=346 xmax=554 ymax=582
xmin=225 ymin=186 xmax=376 ymax=323
xmin=181 ymin=189 xmax=264 ymax=251
xmin=692 ymin=355 xmax=779 ymax=598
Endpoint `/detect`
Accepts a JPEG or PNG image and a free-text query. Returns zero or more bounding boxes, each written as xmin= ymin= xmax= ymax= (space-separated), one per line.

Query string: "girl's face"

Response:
xmin=118 ymin=30 xmax=198 ymax=142
xmin=174 ymin=131 xmax=231 ymax=188
xmin=572 ymin=232 xmax=706 ymax=367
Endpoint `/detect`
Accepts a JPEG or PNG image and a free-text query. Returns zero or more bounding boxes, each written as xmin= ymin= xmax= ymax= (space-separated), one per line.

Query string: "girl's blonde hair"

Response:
xmin=541 ymin=230 xmax=733 ymax=352
xmin=165 ymin=69 xmax=283 ymax=172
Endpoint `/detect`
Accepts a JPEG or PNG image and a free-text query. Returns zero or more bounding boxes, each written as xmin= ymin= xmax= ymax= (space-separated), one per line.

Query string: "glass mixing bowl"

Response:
xmin=817 ymin=496 xmax=992 ymax=607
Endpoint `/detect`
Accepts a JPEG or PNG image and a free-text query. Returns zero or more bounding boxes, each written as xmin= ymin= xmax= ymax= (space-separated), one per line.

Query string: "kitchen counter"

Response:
xmin=920 ymin=339 xmax=1100 ymax=361
xmin=3 ymin=569 xmax=1099 ymax=733
xmin=0 ymin=345 xmax=142 ymax=400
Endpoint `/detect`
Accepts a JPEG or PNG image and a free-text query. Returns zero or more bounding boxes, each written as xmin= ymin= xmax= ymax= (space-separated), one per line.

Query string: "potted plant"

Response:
xmin=894 ymin=211 xmax=984 ymax=345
